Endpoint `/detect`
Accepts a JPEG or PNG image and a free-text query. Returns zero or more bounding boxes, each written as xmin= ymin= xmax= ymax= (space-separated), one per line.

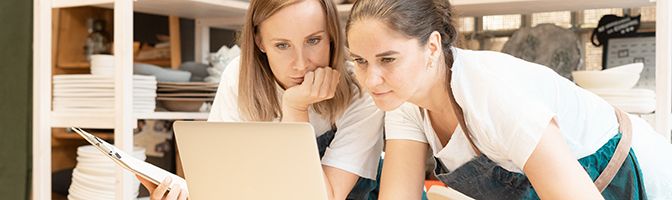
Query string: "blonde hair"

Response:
xmin=238 ymin=0 xmax=360 ymax=123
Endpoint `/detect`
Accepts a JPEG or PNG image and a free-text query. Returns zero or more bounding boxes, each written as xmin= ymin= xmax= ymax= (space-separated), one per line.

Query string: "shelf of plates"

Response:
xmin=50 ymin=112 xmax=210 ymax=129
xmin=34 ymin=0 xmax=672 ymax=200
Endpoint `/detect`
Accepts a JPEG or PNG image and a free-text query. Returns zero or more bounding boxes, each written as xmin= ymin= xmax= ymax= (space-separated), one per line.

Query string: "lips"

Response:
xmin=290 ymin=77 xmax=304 ymax=84
xmin=372 ymin=90 xmax=392 ymax=96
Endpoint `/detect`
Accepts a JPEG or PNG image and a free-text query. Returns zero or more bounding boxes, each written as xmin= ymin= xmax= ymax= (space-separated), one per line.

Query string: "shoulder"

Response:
xmin=338 ymin=89 xmax=381 ymax=121
xmin=385 ymin=102 xmax=423 ymax=125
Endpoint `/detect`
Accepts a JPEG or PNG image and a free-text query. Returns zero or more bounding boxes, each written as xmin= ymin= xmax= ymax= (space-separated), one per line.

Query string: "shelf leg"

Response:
xmin=656 ymin=0 xmax=672 ymax=142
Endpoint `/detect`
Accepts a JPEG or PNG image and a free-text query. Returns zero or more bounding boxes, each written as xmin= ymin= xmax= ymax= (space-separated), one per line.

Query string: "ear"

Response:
xmin=427 ymin=31 xmax=442 ymax=60
xmin=255 ymin=34 xmax=266 ymax=53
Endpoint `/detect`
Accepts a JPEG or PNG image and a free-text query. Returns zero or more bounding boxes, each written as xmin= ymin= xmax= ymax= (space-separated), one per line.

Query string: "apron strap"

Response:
xmin=594 ymin=107 xmax=633 ymax=192
xmin=446 ymin=73 xmax=482 ymax=156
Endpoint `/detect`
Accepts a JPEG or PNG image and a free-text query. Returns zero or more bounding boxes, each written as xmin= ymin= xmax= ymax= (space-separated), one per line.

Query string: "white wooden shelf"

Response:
xmin=339 ymin=1 xmax=657 ymax=17
xmin=51 ymin=111 xmax=210 ymax=128
xmin=54 ymin=0 xmax=248 ymax=18
xmin=34 ymin=0 xmax=671 ymax=200
xmin=450 ymin=0 xmax=655 ymax=16
xmin=51 ymin=112 xmax=117 ymax=129
xmin=134 ymin=111 xmax=210 ymax=120
xmin=54 ymin=0 xmax=655 ymax=27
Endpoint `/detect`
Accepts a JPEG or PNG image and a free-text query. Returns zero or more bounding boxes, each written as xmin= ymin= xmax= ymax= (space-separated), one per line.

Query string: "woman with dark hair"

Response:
xmin=139 ymin=0 xmax=384 ymax=199
xmin=346 ymin=0 xmax=672 ymax=199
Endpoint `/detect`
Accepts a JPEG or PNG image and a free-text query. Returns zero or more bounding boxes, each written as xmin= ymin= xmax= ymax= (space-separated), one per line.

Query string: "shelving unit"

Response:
xmin=51 ymin=112 xmax=210 ymax=129
xmin=33 ymin=0 xmax=671 ymax=199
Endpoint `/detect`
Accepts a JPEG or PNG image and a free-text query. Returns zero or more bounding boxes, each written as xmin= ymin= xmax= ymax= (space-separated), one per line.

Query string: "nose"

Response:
xmin=292 ymin=48 xmax=310 ymax=72
xmin=364 ymin=66 xmax=384 ymax=90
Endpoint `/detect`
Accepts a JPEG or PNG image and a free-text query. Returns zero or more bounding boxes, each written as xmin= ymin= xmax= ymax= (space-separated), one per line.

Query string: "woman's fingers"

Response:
xmin=137 ymin=175 xmax=157 ymax=192
xmin=151 ymin=177 xmax=173 ymax=200
xmin=302 ymin=71 xmax=315 ymax=88
xmin=318 ymin=68 xmax=332 ymax=98
xmin=178 ymin=187 xmax=189 ymax=200
xmin=310 ymin=67 xmax=339 ymax=100
xmin=164 ymin=183 xmax=181 ymax=200
xmin=312 ymin=68 xmax=326 ymax=97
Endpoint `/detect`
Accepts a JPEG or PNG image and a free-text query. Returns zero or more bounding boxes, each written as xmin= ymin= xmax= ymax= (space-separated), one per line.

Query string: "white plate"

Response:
xmin=613 ymin=103 xmax=656 ymax=114
xmin=54 ymin=76 xmax=158 ymax=85
xmin=587 ymin=89 xmax=655 ymax=98
xmin=69 ymin=181 xmax=115 ymax=199
xmin=158 ymin=82 xmax=218 ymax=86
xmin=54 ymin=84 xmax=114 ymax=89
xmin=53 ymin=107 xmax=115 ymax=112
xmin=157 ymin=97 xmax=214 ymax=101
xmin=602 ymin=97 xmax=656 ymax=104
xmin=54 ymin=83 xmax=158 ymax=90
xmin=53 ymin=92 xmax=157 ymax=97
xmin=76 ymin=165 xmax=115 ymax=176
xmin=54 ymin=88 xmax=155 ymax=93
xmin=54 ymin=74 xmax=156 ymax=80
xmin=72 ymin=175 xmax=116 ymax=193
xmin=54 ymin=88 xmax=114 ymax=93
xmin=53 ymin=100 xmax=114 ymax=105
xmin=72 ymin=170 xmax=115 ymax=186
xmin=54 ymin=97 xmax=115 ymax=101
xmin=157 ymin=93 xmax=216 ymax=97
xmin=157 ymin=87 xmax=218 ymax=92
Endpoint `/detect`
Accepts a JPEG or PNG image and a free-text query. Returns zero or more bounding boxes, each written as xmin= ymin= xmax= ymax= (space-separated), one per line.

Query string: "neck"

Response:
xmin=409 ymin=62 xmax=454 ymax=115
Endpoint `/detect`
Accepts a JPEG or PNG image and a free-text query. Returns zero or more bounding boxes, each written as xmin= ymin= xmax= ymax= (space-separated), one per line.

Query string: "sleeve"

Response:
xmin=208 ymin=56 xmax=243 ymax=122
xmin=320 ymin=92 xmax=384 ymax=180
xmin=452 ymin=57 xmax=557 ymax=170
xmin=384 ymin=102 xmax=429 ymax=143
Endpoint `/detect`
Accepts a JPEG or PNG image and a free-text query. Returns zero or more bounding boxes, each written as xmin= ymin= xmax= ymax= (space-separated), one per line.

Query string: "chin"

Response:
xmin=372 ymin=98 xmax=404 ymax=111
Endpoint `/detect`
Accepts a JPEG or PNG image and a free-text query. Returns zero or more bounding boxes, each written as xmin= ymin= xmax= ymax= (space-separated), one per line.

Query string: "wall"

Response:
xmin=0 ymin=0 xmax=33 ymax=199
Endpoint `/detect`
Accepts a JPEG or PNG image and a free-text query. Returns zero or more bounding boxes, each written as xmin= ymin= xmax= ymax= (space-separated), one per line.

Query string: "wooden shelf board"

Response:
xmin=53 ymin=129 xmax=114 ymax=140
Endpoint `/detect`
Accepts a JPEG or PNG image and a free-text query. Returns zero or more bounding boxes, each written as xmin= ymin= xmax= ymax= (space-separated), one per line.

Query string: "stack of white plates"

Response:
xmin=574 ymin=63 xmax=655 ymax=114
xmin=68 ymin=145 xmax=146 ymax=200
xmin=53 ymin=75 xmax=157 ymax=113
xmin=90 ymin=55 xmax=115 ymax=76
xmin=588 ymin=88 xmax=656 ymax=114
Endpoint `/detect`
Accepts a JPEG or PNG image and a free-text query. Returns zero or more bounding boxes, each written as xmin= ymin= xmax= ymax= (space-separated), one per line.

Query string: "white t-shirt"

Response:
xmin=385 ymin=48 xmax=672 ymax=199
xmin=209 ymin=56 xmax=384 ymax=180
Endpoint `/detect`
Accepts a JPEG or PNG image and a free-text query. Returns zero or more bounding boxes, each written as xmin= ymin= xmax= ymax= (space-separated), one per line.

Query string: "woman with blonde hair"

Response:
xmin=139 ymin=0 xmax=384 ymax=199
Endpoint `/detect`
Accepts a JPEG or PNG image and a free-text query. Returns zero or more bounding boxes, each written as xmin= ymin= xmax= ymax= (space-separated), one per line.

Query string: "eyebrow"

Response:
xmin=375 ymin=51 xmax=400 ymax=57
xmin=349 ymin=50 xmax=400 ymax=59
xmin=269 ymin=30 xmax=326 ymax=42
xmin=305 ymin=30 xmax=326 ymax=38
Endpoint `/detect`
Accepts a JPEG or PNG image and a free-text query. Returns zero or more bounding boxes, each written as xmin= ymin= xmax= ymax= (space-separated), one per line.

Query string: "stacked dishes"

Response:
xmin=68 ymin=145 xmax=146 ymax=200
xmin=206 ymin=45 xmax=240 ymax=83
xmin=90 ymin=55 xmax=115 ymax=76
xmin=587 ymin=89 xmax=656 ymax=114
xmin=572 ymin=63 xmax=655 ymax=114
xmin=53 ymin=75 xmax=157 ymax=113
xmin=157 ymin=82 xmax=218 ymax=112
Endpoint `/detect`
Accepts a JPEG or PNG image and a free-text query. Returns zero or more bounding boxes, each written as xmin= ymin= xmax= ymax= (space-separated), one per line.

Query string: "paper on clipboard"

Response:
xmin=71 ymin=127 xmax=187 ymax=190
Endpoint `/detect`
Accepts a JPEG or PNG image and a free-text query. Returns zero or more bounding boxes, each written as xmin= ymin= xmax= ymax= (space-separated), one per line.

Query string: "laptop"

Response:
xmin=173 ymin=121 xmax=328 ymax=200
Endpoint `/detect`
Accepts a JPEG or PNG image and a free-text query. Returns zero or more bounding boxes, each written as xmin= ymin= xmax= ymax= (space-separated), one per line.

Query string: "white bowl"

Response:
xmin=90 ymin=54 xmax=114 ymax=67
xmin=572 ymin=71 xmax=640 ymax=89
xmin=603 ymin=63 xmax=644 ymax=74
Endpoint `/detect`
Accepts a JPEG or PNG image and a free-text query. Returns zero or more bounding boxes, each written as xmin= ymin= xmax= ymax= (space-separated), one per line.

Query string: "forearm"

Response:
xmin=322 ymin=165 xmax=359 ymax=200
xmin=280 ymin=104 xmax=309 ymax=122
xmin=379 ymin=140 xmax=428 ymax=200
xmin=524 ymin=119 xmax=604 ymax=200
